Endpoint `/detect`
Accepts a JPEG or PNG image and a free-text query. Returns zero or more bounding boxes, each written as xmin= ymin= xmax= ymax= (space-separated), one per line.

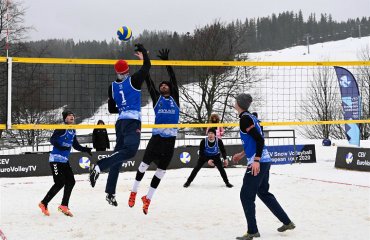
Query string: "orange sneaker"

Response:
xmin=38 ymin=202 xmax=50 ymax=216
xmin=141 ymin=196 xmax=151 ymax=215
xmin=58 ymin=205 xmax=73 ymax=217
xmin=128 ymin=191 xmax=137 ymax=208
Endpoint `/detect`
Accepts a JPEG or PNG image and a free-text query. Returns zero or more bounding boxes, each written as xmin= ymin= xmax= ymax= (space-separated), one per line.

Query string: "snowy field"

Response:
xmin=1 ymin=144 xmax=369 ymax=240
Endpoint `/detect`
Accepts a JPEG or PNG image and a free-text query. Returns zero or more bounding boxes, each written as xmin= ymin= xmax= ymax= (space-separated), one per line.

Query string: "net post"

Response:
xmin=6 ymin=57 xmax=12 ymax=130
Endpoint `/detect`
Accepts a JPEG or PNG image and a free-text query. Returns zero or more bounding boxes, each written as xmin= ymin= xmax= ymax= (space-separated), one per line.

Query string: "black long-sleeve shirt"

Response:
xmin=199 ymin=138 xmax=227 ymax=159
xmin=239 ymin=111 xmax=265 ymax=158
xmin=108 ymin=51 xmax=151 ymax=113
xmin=145 ymin=65 xmax=179 ymax=107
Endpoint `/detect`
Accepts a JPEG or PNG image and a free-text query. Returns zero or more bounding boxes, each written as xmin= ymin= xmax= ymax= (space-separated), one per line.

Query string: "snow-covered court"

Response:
xmin=1 ymin=149 xmax=369 ymax=240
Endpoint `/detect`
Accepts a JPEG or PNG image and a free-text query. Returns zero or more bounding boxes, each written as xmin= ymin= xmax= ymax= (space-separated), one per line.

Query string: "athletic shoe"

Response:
xmin=226 ymin=182 xmax=234 ymax=188
xmin=183 ymin=182 xmax=190 ymax=188
xmin=141 ymin=196 xmax=151 ymax=215
xmin=277 ymin=222 xmax=295 ymax=232
xmin=128 ymin=191 xmax=137 ymax=208
xmin=89 ymin=164 xmax=99 ymax=187
xmin=236 ymin=232 xmax=260 ymax=240
xmin=58 ymin=205 xmax=73 ymax=217
xmin=38 ymin=202 xmax=50 ymax=216
xmin=106 ymin=194 xmax=118 ymax=207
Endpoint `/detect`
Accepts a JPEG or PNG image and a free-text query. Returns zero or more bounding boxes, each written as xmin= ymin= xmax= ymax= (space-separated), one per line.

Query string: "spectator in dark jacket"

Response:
xmin=92 ymin=120 xmax=110 ymax=151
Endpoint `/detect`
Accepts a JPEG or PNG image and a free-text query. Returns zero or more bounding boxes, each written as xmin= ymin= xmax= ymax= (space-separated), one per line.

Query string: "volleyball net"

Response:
xmin=0 ymin=57 xmax=369 ymax=132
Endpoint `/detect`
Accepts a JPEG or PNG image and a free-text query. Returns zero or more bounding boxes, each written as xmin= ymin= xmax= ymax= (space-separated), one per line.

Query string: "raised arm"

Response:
xmin=144 ymin=73 xmax=160 ymax=105
xmin=157 ymin=49 xmax=179 ymax=106
xmin=131 ymin=44 xmax=151 ymax=90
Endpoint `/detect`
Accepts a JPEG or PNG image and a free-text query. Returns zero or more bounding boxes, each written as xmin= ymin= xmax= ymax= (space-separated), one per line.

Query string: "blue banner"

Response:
xmin=334 ymin=66 xmax=361 ymax=146
xmin=266 ymin=144 xmax=316 ymax=165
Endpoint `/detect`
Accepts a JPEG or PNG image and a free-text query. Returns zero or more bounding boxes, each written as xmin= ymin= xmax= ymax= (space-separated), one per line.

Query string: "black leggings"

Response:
xmin=186 ymin=156 xmax=229 ymax=184
xmin=41 ymin=162 xmax=76 ymax=207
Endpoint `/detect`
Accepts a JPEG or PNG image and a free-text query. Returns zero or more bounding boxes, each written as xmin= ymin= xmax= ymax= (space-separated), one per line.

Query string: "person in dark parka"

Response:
xmin=92 ymin=120 xmax=110 ymax=151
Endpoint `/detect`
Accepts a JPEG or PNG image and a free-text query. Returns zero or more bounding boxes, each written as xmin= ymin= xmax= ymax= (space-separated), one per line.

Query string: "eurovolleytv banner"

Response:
xmin=0 ymin=144 xmax=316 ymax=178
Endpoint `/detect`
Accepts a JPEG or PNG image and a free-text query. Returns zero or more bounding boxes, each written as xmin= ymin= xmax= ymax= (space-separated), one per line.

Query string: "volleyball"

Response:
xmin=180 ymin=152 xmax=191 ymax=164
xmin=79 ymin=157 xmax=91 ymax=169
xmin=117 ymin=26 xmax=132 ymax=41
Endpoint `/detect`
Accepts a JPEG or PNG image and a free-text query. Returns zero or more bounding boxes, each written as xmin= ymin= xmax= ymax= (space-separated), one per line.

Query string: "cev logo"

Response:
xmin=345 ymin=152 xmax=353 ymax=164
xmin=358 ymin=152 xmax=366 ymax=158
xmin=339 ymin=75 xmax=351 ymax=88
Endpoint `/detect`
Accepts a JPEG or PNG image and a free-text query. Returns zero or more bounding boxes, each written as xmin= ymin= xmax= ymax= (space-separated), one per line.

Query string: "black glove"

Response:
xmin=85 ymin=147 xmax=92 ymax=156
xmin=157 ymin=48 xmax=170 ymax=60
xmin=134 ymin=43 xmax=147 ymax=53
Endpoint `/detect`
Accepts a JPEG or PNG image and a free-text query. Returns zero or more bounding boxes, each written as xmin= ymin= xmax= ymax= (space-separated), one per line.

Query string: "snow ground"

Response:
xmin=0 ymin=144 xmax=369 ymax=240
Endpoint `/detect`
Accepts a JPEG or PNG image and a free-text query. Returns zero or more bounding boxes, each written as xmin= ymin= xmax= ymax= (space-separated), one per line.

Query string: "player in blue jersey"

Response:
xmin=38 ymin=111 xmax=92 ymax=217
xmin=128 ymin=49 xmax=179 ymax=214
xmin=232 ymin=94 xmax=295 ymax=240
xmin=183 ymin=128 xmax=233 ymax=188
xmin=89 ymin=44 xmax=151 ymax=206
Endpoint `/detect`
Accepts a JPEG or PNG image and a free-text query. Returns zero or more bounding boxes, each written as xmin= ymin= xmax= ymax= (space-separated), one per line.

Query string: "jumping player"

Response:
xmin=38 ymin=111 xmax=92 ymax=217
xmin=89 ymin=44 xmax=151 ymax=206
xmin=128 ymin=49 xmax=179 ymax=214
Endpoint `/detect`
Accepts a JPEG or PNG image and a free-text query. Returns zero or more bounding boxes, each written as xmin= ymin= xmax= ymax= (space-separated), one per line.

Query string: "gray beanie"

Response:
xmin=236 ymin=93 xmax=253 ymax=110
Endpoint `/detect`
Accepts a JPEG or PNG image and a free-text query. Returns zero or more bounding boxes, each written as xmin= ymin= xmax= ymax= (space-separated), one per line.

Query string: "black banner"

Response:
xmin=0 ymin=144 xmax=316 ymax=178
xmin=335 ymin=147 xmax=370 ymax=172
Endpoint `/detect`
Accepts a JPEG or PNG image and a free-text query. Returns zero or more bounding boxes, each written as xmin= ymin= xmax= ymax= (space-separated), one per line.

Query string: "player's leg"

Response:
xmin=39 ymin=162 xmax=65 ymax=216
xmin=184 ymin=157 xmax=207 ymax=187
xmin=58 ymin=163 xmax=75 ymax=217
xmin=213 ymin=157 xmax=233 ymax=188
xmin=257 ymin=162 xmax=294 ymax=232
xmin=90 ymin=120 xmax=141 ymax=189
xmin=100 ymin=120 xmax=141 ymax=206
xmin=131 ymin=139 xmax=156 ymax=194
xmin=129 ymin=157 xmax=152 ymax=207
xmin=239 ymin=167 xmax=264 ymax=236
xmin=141 ymin=166 xmax=166 ymax=215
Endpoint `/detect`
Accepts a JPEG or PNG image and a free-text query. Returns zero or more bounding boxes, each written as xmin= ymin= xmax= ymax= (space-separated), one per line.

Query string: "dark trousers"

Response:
xmin=97 ymin=119 xmax=141 ymax=194
xmin=42 ymin=162 xmax=76 ymax=207
xmin=135 ymin=135 xmax=176 ymax=189
xmin=142 ymin=135 xmax=176 ymax=170
xmin=186 ymin=156 xmax=229 ymax=184
xmin=240 ymin=162 xmax=291 ymax=234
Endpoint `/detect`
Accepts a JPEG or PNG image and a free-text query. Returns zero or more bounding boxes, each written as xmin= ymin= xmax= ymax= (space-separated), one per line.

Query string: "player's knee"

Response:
xmin=138 ymin=162 xmax=149 ymax=173
xmin=154 ymin=168 xmax=166 ymax=179
xmin=54 ymin=181 xmax=65 ymax=189
xmin=126 ymin=145 xmax=139 ymax=158
xmin=67 ymin=178 xmax=76 ymax=187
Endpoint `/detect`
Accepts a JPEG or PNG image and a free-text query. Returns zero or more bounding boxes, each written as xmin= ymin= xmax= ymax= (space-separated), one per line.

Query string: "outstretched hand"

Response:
xmin=134 ymin=43 xmax=147 ymax=53
xmin=135 ymin=52 xmax=143 ymax=60
xmin=157 ymin=48 xmax=170 ymax=60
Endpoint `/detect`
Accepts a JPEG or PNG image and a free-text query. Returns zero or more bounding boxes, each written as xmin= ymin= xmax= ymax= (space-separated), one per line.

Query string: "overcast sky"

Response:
xmin=24 ymin=0 xmax=370 ymax=42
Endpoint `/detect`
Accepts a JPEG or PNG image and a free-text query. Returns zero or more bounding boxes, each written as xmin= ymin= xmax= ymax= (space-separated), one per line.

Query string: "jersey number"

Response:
xmin=119 ymin=90 xmax=127 ymax=106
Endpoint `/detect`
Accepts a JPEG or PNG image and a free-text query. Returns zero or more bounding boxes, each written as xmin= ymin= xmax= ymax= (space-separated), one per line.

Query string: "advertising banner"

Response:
xmin=335 ymin=147 xmax=370 ymax=172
